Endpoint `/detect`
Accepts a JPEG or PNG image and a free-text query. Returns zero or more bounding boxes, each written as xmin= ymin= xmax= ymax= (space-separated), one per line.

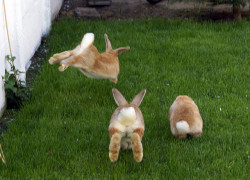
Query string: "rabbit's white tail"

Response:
xmin=176 ymin=121 xmax=190 ymax=134
xmin=79 ymin=33 xmax=94 ymax=53
xmin=118 ymin=107 xmax=136 ymax=123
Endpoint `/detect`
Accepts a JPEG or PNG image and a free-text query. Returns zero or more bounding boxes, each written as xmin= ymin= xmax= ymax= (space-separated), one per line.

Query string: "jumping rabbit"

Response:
xmin=168 ymin=95 xmax=203 ymax=139
xmin=109 ymin=88 xmax=146 ymax=162
xmin=48 ymin=33 xmax=130 ymax=83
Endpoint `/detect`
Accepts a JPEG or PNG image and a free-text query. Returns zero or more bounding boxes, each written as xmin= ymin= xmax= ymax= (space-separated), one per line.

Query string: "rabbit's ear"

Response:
xmin=112 ymin=88 xmax=128 ymax=106
xmin=114 ymin=47 xmax=130 ymax=55
xmin=131 ymin=89 xmax=146 ymax=107
xmin=104 ymin=34 xmax=112 ymax=52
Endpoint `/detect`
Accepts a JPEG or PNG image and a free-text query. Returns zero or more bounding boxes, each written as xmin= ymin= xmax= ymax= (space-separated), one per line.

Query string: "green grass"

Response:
xmin=0 ymin=18 xmax=249 ymax=179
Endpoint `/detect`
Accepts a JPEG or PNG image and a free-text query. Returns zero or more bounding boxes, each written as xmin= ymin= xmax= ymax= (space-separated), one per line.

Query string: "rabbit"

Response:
xmin=168 ymin=95 xmax=203 ymax=139
xmin=48 ymin=33 xmax=130 ymax=83
xmin=109 ymin=88 xmax=146 ymax=162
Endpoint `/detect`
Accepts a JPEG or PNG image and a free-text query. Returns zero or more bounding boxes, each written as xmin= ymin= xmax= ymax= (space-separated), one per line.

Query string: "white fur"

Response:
xmin=176 ymin=121 xmax=190 ymax=134
xmin=78 ymin=33 xmax=94 ymax=54
xmin=118 ymin=107 xmax=136 ymax=123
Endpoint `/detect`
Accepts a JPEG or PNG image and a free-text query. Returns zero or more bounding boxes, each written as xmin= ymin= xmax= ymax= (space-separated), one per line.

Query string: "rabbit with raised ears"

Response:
xmin=48 ymin=33 xmax=130 ymax=83
xmin=168 ymin=95 xmax=203 ymax=139
xmin=109 ymin=88 xmax=146 ymax=162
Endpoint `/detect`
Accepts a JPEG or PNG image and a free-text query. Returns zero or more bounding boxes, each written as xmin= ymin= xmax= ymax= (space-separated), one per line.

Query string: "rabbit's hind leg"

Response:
xmin=58 ymin=56 xmax=72 ymax=71
xmin=109 ymin=133 xmax=121 ymax=162
xmin=58 ymin=56 xmax=81 ymax=72
xmin=110 ymin=78 xmax=117 ymax=84
xmin=49 ymin=51 xmax=73 ymax=65
xmin=176 ymin=134 xmax=187 ymax=139
xmin=131 ymin=130 xmax=143 ymax=163
xmin=191 ymin=131 xmax=202 ymax=138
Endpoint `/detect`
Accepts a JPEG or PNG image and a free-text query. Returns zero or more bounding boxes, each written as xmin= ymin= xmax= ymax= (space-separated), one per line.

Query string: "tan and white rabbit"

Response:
xmin=168 ymin=95 xmax=203 ymax=139
xmin=109 ymin=88 xmax=146 ymax=162
xmin=48 ymin=33 xmax=130 ymax=83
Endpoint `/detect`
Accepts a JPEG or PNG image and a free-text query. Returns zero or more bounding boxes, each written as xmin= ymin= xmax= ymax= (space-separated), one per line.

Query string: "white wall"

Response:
xmin=0 ymin=0 xmax=63 ymax=117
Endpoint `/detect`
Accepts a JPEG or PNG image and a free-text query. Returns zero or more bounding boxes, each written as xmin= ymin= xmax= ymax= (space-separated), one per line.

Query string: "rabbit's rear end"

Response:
xmin=169 ymin=96 xmax=203 ymax=139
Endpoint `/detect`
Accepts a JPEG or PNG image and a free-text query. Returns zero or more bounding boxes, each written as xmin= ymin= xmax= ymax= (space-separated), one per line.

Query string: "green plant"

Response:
xmin=2 ymin=55 xmax=26 ymax=108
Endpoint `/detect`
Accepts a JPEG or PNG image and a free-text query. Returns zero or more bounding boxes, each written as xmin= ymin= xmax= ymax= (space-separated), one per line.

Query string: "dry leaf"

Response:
xmin=0 ymin=144 xmax=6 ymax=165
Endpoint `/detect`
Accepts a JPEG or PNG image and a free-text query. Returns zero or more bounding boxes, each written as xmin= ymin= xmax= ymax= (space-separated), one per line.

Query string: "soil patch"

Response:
xmin=59 ymin=0 xmax=250 ymax=21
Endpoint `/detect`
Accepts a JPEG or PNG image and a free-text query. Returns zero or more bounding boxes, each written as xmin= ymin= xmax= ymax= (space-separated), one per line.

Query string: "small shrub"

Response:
xmin=2 ymin=55 xmax=26 ymax=109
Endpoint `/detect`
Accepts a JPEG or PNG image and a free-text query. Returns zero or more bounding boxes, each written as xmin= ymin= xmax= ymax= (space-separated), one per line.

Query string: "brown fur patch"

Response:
xmin=109 ymin=153 xmax=118 ymax=162
xmin=133 ymin=128 xmax=144 ymax=140
xmin=111 ymin=78 xmax=117 ymax=84
xmin=109 ymin=127 xmax=120 ymax=138
xmin=177 ymin=134 xmax=187 ymax=139
xmin=109 ymin=133 xmax=121 ymax=162
xmin=192 ymin=132 xmax=202 ymax=137
xmin=54 ymin=51 xmax=72 ymax=59
xmin=131 ymin=133 xmax=143 ymax=162
xmin=92 ymin=54 xmax=119 ymax=76
xmin=173 ymin=106 xmax=195 ymax=128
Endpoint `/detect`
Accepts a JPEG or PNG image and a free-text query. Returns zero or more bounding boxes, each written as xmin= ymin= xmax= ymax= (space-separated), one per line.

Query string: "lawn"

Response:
xmin=0 ymin=18 xmax=249 ymax=179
